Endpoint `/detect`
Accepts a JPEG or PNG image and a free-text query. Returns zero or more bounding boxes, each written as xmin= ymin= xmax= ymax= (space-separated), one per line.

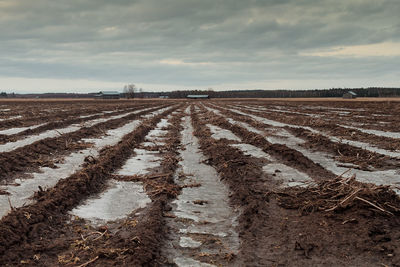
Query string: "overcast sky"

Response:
xmin=0 ymin=0 xmax=399 ymax=93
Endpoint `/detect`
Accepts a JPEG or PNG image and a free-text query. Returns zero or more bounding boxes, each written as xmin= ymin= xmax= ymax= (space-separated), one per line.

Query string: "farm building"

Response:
xmin=95 ymin=91 xmax=120 ymax=99
xmin=186 ymin=94 xmax=209 ymax=99
xmin=343 ymin=91 xmax=357 ymax=99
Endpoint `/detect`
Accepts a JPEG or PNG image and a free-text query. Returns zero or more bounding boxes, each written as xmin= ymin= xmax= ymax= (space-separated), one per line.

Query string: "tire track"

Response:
xmin=163 ymin=106 xmax=240 ymax=266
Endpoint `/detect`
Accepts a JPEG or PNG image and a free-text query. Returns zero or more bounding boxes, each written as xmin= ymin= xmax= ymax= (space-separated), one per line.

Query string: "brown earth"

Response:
xmin=0 ymin=104 xmax=167 ymax=183
xmin=0 ymin=100 xmax=399 ymax=266
xmin=192 ymin=105 xmax=400 ymax=266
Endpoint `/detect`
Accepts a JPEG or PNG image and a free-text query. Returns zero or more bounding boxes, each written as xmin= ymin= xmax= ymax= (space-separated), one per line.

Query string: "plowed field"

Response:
xmin=0 ymin=99 xmax=399 ymax=266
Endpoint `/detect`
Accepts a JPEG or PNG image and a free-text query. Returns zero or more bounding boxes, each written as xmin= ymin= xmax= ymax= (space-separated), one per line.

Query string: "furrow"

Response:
xmin=162 ymin=106 xmax=240 ymax=266
xmin=0 ymin=105 xmax=170 ymax=182
xmin=232 ymin=104 xmax=400 ymax=152
xmin=206 ymin=103 xmax=400 ymax=189
xmin=0 ymin=105 xmax=181 ymax=264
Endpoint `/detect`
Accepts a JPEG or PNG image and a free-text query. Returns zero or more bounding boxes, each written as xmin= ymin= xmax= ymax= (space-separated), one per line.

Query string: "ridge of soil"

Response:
xmin=38 ymin=108 xmax=186 ymax=266
xmin=0 ymin=102 xmax=146 ymax=130
xmin=203 ymin=105 xmax=334 ymax=179
xmin=0 ymin=105 xmax=168 ymax=182
xmin=209 ymin=103 xmax=400 ymax=171
xmin=287 ymin=127 xmax=400 ymax=171
xmin=0 ymin=104 xmax=148 ymax=144
xmin=192 ymin=104 xmax=400 ymax=266
xmin=0 ymin=100 xmax=399 ymax=266
xmin=234 ymin=104 xmax=400 ymax=152
xmin=0 ymin=105 xmax=180 ymax=265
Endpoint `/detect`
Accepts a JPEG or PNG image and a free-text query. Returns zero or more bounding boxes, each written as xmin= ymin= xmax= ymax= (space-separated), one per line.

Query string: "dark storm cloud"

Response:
xmin=0 ymin=0 xmax=399 ymax=91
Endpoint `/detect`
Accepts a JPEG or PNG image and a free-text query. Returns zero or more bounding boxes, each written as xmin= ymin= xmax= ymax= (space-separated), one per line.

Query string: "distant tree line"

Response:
xmin=0 ymin=92 xmax=17 ymax=98
xmin=1 ymin=87 xmax=399 ymax=99
xmin=134 ymin=87 xmax=400 ymax=99
xmin=0 ymin=93 xmax=93 ymax=98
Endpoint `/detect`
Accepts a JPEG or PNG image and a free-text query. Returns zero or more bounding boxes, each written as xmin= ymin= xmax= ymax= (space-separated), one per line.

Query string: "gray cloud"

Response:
xmin=0 ymin=0 xmax=399 ymax=92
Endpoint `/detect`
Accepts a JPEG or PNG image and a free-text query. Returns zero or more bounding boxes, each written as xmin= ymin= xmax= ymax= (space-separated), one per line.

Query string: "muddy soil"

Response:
xmin=0 ymin=101 xmax=145 ymax=130
xmin=192 ymin=104 xmax=400 ymax=266
xmin=0 ymin=100 xmax=399 ymax=266
xmin=202 ymin=107 xmax=334 ymax=180
xmin=0 ymin=105 xmax=181 ymax=266
xmin=0 ymin=104 xmax=149 ymax=144
xmin=233 ymin=100 xmax=400 ymax=133
xmin=209 ymin=103 xmax=400 ymax=172
xmin=233 ymin=103 xmax=400 ymax=152
xmin=162 ymin=111 xmax=240 ymax=266
xmin=0 ymin=105 xmax=168 ymax=183
xmin=287 ymin=126 xmax=400 ymax=171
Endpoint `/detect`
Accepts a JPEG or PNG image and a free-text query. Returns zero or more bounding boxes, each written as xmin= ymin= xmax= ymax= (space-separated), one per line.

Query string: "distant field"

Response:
xmin=0 ymin=99 xmax=399 ymax=266
xmin=216 ymin=97 xmax=400 ymax=101
xmin=1 ymin=96 xmax=400 ymax=102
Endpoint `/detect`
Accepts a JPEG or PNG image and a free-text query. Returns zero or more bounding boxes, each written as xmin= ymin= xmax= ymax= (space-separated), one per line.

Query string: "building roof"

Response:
xmin=347 ymin=91 xmax=357 ymax=95
xmin=187 ymin=94 xmax=209 ymax=98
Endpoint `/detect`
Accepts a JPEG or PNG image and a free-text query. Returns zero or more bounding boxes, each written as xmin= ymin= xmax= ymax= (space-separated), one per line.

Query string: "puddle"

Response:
xmin=340 ymin=124 xmax=400 ymax=139
xmin=302 ymin=106 xmax=365 ymax=112
xmin=141 ymin=106 xmax=174 ymax=119
xmin=230 ymin=143 xmax=272 ymax=160
xmin=79 ymin=112 xmax=104 ymax=118
xmin=213 ymin=111 xmax=400 ymax=190
xmin=117 ymin=118 xmax=170 ymax=175
xmin=0 ymin=119 xmax=143 ymax=219
xmin=271 ymin=128 xmax=305 ymax=144
xmin=206 ymin=124 xmax=241 ymax=141
xmin=205 ymin=105 xmax=264 ymax=135
xmin=262 ymin=163 xmax=312 ymax=187
xmin=70 ymin=114 xmax=174 ymax=225
xmin=327 ymin=135 xmax=400 ymax=158
xmin=228 ymin=107 xmax=288 ymax=128
xmin=203 ymin=114 xmax=271 ymax=160
xmin=206 ymin=106 xmax=312 ymax=187
xmin=227 ymin=107 xmax=400 ymax=158
xmin=179 ymin=236 xmax=202 ymax=248
xmin=164 ymin=114 xmax=239 ymax=266
xmin=0 ymin=115 xmax=22 ymax=122
xmin=117 ymin=149 xmax=161 ymax=176
xmin=266 ymin=129 xmax=400 ymax=190
xmin=82 ymin=107 xmax=154 ymax=128
xmin=143 ymin=117 xmax=170 ymax=146
xmin=70 ymin=180 xmax=151 ymax=225
xmin=0 ymin=107 xmax=155 ymax=153
xmin=239 ymin=105 xmax=318 ymax=117
xmin=174 ymin=257 xmax=216 ymax=267
xmin=0 ymin=124 xmax=82 ymax=153
xmin=0 ymin=123 xmax=47 ymax=135
xmin=0 ymin=107 xmax=174 ymax=219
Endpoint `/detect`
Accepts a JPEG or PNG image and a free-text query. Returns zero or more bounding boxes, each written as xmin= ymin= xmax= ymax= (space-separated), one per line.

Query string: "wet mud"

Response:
xmin=0 ymin=105 xmax=168 ymax=183
xmin=0 ymin=100 xmax=400 ymax=266
xmin=194 ymin=103 xmax=400 ymax=266
xmin=0 ymin=105 xmax=180 ymax=265
xmin=163 ymin=112 xmax=240 ymax=266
